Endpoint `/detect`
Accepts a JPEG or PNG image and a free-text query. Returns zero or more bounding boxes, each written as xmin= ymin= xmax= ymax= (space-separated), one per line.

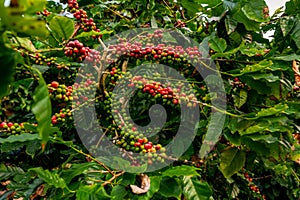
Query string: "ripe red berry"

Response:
xmin=51 ymin=81 xmax=59 ymax=88
xmin=134 ymin=142 xmax=141 ymax=147
xmin=144 ymin=142 xmax=152 ymax=150
xmin=138 ymin=138 xmax=144 ymax=144
xmin=172 ymin=99 xmax=179 ymax=105
xmin=0 ymin=122 xmax=6 ymax=128
xmin=7 ymin=122 xmax=13 ymax=128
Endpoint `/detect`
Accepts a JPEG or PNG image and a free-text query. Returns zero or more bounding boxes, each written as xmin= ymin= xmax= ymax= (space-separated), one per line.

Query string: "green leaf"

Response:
xmin=256 ymin=104 xmax=288 ymax=118
xmin=61 ymin=162 xmax=97 ymax=184
xmin=15 ymin=37 xmax=37 ymax=52
xmin=239 ymin=60 xmax=273 ymax=75
xmin=29 ymin=167 xmax=67 ymax=189
xmin=220 ymin=147 xmax=246 ymax=178
xmin=159 ymin=177 xmax=182 ymax=199
xmin=233 ymin=89 xmax=247 ymax=108
xmin=111 ymin=185 xmax=128 ymax=200
xmin=225 ymin=16 xmax=238 ymax=34
xmin=0 ymin=164 xmax=24 ymax=181
xmin=74 ymin=30 xmax=113 ymax=39
xmin=242 ymin=122 xmax=268 ymax=135
xmin=25 ymin=140 xmax=41 ymax=158
xmin=182 ymin=176 xmax=212 ymax=200
xmin=76 ymin=184 xmax=111 ymax=200
xmin=200 ymin=111 xmax=225 ymax=158
xmin=246 ymin=134 xmax=278 ymax=144
xmin=162 ymin=165 xmax=199 ymax=177
xmin=280 ymin=16 xmax=295 ymax=37
xmin=250 ymin=73 xmax=280 ymax=82
xmin=211 ymin=41 xmax=244 ymax=59
xmin=0 ymin=133 xmax=40 ymax=144
xmin=291 ymin=19 xmax=300 ymax=49
xmin=0 ymin=1 xmax=49 ymax=38
xmin=49 ymin=16 xmax=75 ymax=42
xmin=241 ymin=0 xmax=268 ymax=22
xmin=0 ymin=44 xmax=16 ymax=98
xmin=208 ymin=36 xmax=227 ymax=53
xmin=31 ymin=69 xmax=52 ymax=146
xmin=232 ymin=10 xmax=260 ymax=31
xmin=272 ymin=53 xmax=300 ymax=61
xmin=181 ymin=0 xmax=201 ymax=16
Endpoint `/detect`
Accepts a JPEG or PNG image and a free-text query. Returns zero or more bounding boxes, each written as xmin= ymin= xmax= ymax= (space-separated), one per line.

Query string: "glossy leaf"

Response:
xmin=49 ymin=16 xmax=75 ymax=42
xmin=29 ymin=167 xmax=67 ymax=189
xmin=162 ymin=165 xmax=199 ymax=177
xmin=241 ymin=0 xmax=269 ymax=22
xmin=291 ymin=19 xmax=300 ymax=49
xmin=256 ymin=104 xmax=288 ymax=118
xmin=0 ymin=44 xmax=16 ymax=98
xmin=182 ymin=176 xmax=212 ymax=200
xmin=240 ymin=60 xmax=273 ymax=75
xmin=0 ymin=164 xmax=24 ymax=181
xmin=159 ymin=177 xmax=182 ymax=199
xmin=220 ymin=147 xmax=246 ymax=178
xmin=232 ymin=10 xmax=260 ymax=31
xmin=233 ymin=89 xmax=247 ymax=108
xmin=76 ymin=184 xmax=111 ymax=200
xmin=208 ymin=36 xmax=227 ymax=53
xmin=31 ymin=69 xmax=52 ymax=145
xmin=0 ymin=0 xmax=49 ymax=38
xmin=280 ymin=16 xmax=295 ymax=37
xmin=74 ymin=29 xmax=113 ymax=39
xmin=200 ymin=111 xmax=225 ymax=158
xmin=111 ymin=185 xmax=128 ymax=200
xmin=0 ymin=133 xmax=40 ymax=144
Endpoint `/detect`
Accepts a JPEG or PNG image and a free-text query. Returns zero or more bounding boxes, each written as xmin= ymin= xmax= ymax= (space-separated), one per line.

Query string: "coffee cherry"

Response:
xmin=7 ymin=122 xmax=13 ymax=128
xmin=51 ymin=81 xmax=59 ymax=88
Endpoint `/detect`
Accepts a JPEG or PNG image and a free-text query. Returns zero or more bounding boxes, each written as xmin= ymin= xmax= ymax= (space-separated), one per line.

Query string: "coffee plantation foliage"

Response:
xmin=0 ymin=0 xmax=300 ymax=199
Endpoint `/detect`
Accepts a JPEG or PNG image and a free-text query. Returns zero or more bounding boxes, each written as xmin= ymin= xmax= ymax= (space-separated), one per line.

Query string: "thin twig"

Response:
xmin=70 ymin=146 xmax=114 ymax=175
xmin=102 ymin=171 xmax=125 ymax=186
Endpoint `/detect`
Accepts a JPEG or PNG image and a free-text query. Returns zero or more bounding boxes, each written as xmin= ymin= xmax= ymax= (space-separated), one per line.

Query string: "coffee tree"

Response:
xmin=0 ymin=0 xmax=299 ymax=199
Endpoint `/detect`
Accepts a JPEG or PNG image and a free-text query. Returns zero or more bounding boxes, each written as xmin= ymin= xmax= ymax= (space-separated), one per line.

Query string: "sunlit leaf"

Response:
xmin=182 ymin=176 xmax=212 ymax=200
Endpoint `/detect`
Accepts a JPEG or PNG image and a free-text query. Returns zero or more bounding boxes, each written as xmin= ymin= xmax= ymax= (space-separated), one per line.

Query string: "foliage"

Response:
xmin=0 ymin=0 xmax=299 ymax=199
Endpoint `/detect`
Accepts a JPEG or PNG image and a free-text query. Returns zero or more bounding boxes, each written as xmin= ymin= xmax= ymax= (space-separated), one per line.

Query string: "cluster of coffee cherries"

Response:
xmin=64 ymin=40 xmax=90 ymax=62
xmin=106 ymin=67 xmax=126 ymax=87
xmin=51 ymin=108 xmax=72 ymax=125
xmin=67 ymin=0 xmax=79 ymax=11
xmin=106 ymin=40 xmax=202 ymax=66
xmin=84 ymin=49 xmax=101 ymax=66
xmin=67 ymin=0 xmax=101 ymax=37
xmin=112 ymin=125 xmax=167 ymax=165
xmin=31 ymin=53 xmax=57 ymax=66
xmin=128 ymin=76 xmax=198 ymax=107
xmin=146 ymin=29 xmax=163 ymax=39
xmin=242 ymin=170 xmax=266 ymax=200
xmin=72 ymin=74 xmax=97 ymax=106
xmin=72 ymin=9 xmax=88 ymax=21
xmin=33 ymin=53 xmax=45 ymax=65
xmin=48 ymin=81 xmax=73 ymax=102
xmin=0 ymin=122 xmax=32 ymax=137
xmin=174 ymin=20 xmax=186 ymax=28
xmin=36 ymin=9 xmax=51 ymax=17
xmin=81 ymin=18 xmax=101 ymax=33
xmin=231 ymin=77 xmax=245 ymax=89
